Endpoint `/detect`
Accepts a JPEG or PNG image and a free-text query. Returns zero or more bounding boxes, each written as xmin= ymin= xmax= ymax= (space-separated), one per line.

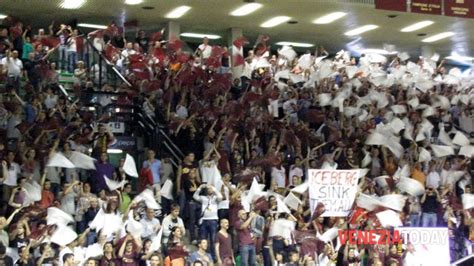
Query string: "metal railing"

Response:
xmin=78 ymin=37 xmax=185 ymax=166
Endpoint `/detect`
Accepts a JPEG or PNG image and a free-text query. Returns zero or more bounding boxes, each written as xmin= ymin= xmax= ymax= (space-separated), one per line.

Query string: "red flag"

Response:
xmin=40 ymin=37 xmax=60 ymax=49
xmin=106 ymin=22 xmax=119 ymax=37
xmin=104 ymin=43 xmax=119 ymax=61
xmin=150 ymin=29 xmax=165 ymax=43
xmin=254 ymin=34 xmax=270 ymax=56
xmin=311 ymin=202 xmax=326 ymax=221
xmin=138 ymin=168 xmax=153 ymax=192
xmin=232 ymin=36 xmax=247 ymax=49
xmin=233 ymin=54 xmax=245 ymax=67
xmin=168 ymin=38 xmax=184 ymax=52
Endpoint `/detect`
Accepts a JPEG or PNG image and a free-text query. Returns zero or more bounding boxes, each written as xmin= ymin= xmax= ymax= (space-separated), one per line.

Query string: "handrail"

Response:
xmin=451 ymin=253 xmax=474 ymax=265
xmin=83 ymin=36 xmax=132 ymax=88
xmin=78 ymin=93 xmax=185 ymax=163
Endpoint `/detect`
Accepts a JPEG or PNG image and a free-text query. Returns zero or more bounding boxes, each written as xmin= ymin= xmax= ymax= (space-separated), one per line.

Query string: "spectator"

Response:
xmin=235 ymin=210 xmax=257 ymax=266
xmin=140 ymin=207 xmax=161 ymax=239
xmin=188 ymin=239 xmax=213 ymax=265
xmin=216 ymin=218 xmax=234 ymax=266
xmin=421 ymin=186 xmax=442 ymax=227
xmin=162 ymin=204 xmax=185 ymax=245
xmin=193 ymin=184 xmax=222 ymax=260
xmin=1 ymin=50 xmax=23 ymax=89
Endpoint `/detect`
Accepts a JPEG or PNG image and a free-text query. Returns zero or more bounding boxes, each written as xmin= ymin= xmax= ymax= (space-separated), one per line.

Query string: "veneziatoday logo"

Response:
xmin=338 ymin=229 xmax=401 ymax=245
xmin=338 ymin=228 xmax=449 ymax=245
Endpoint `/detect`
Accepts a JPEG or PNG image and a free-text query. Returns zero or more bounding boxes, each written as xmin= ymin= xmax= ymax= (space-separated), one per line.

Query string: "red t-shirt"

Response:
xmin=216 ymin=231 xmax=233 ymax=259
xmin=234 ymin=219 xmax=253 ymax=246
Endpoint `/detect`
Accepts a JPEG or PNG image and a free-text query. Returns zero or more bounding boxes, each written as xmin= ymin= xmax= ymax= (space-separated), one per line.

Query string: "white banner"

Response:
xmin=308 ymin=169 xmax=360 ymax=217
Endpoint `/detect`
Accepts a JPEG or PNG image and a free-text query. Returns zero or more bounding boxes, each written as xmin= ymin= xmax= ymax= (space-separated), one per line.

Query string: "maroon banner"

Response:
xmin=411 ymin=0 xmax=442 ymax=15
xmin=375 ymin=0 xmax=408 ymax=12
xmin=444 ymin=0 xmax=474 ymax=18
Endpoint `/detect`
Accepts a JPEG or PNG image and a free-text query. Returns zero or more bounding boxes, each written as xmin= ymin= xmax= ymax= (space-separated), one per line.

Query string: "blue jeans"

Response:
xmin=187 ymin=201 xmax=201 ymax=241
xmin=67 ymin=51 xmax=77 ymax=73
xmin=58 ymin=45 xmax=67 ymax=70
xmin=422 ymin=212 xmax=437 ymax=227
xmin=240 ymin=244 xmax=256 ymax=266
xmin=410 ymin=213 xmax=421 ymax=227
xmin=179 ymin=191 xmax=186 ymax=217
xmin=199 ymin=219 xmax=218 ymax=260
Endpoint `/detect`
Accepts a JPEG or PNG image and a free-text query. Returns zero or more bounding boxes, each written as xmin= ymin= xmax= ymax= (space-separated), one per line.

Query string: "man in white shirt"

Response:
xmin=161 ymin=204 xmax=185 ymax=245
xmin=121 ymin=42 xmax=136 ymax=75
xmin=197 ymin=37 xmax=212 ymax=60
xmin=140 ymin=208 xmax=161 ymax=239
xmin=193 ymin=184 xmax=222 ymax=261
xmin=1 ymin=50 xmax=23 ymax=89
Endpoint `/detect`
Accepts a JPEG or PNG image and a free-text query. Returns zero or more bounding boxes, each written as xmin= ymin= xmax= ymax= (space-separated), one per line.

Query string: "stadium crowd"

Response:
xmin=0 ymin=17 xmax=473 ymax=266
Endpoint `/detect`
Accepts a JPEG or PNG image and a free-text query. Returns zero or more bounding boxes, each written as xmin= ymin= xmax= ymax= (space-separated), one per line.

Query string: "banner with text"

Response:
xmin=309 ymin=169 xmax=360 ymax=217
xmin=445 ymin=0 xmax=474 ymax=18
xmin=411 ymin=0 xmax=442 ymax=15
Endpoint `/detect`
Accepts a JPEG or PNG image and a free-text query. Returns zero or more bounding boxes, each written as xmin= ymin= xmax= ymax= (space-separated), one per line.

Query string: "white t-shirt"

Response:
xmin=67 ymin=37 xmax=76 ymax=52
xmin=4 ymin=162 xmax=20 ymax=186
xmin=218 ymin=184 xmax=235 ymax=210
xmin=44 ymin=94 xmax=58 ymax=110
xmin=198 ymin=44 xmax=212 ymax=59
xmin=176 ymin=105 xmax=188 ymax=119
xmin=271 ymin=166 xmax=286 ymax=188
xmin=1 ymin=57 xmax=23 ymax=77
xmin=140 ymin=217 xmax=160 ymax=239
xmin=268 ymin=99 xmax=279 ymax=118
xmin=288 ymin=165 xmax=303 ymax=185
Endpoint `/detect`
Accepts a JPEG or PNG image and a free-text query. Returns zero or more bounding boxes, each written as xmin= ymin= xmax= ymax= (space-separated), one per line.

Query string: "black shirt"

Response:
xmin=135 ymin=37 xmax=149 ymax=53
xmin=422 ymin=194 xmax=439 ymax=213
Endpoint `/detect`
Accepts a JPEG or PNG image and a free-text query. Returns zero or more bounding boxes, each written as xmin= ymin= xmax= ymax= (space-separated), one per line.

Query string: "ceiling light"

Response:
xmin=180 ymin=33 xmax=221 ymax=39
xmin=276 ymin=41 xmax=314 ymax=48
xmin=422 ymin=32 xmax=455 ymax=43
xmin=260 ymin=16 xmax=291 ymax=28
xmin=361 ymin=49 xmax=398 ymax=55
xmin=77 ymin=23 xmax=108 ymax=29
xmin=400 ymin=21 xmax=434 ymax=32
xmin=313 ymin=12 xmax=347 ymax=24
xmin=230 ymin=3 xmax=263 ymax=16
xmin=345 ymin=25 xmax=378 ymax=36
xmin=446 ymin=52 xmax=474 ymax=63
xmin=60 ymin=0 xmax=86 ymax=9
xmin=0 ymin=14 xmax=7 ymax=19
xmin=165 ymin=5 xmax=191 ymax=19
xmin=125 ymin=0 xmax=143 ymax=5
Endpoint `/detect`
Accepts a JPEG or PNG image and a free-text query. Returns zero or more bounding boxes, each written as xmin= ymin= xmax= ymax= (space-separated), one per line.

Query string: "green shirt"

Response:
xmin=120 ymin=192 xmax=131 ymax=213
xmin=22 ymin=42 xmax=33 ymax=60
